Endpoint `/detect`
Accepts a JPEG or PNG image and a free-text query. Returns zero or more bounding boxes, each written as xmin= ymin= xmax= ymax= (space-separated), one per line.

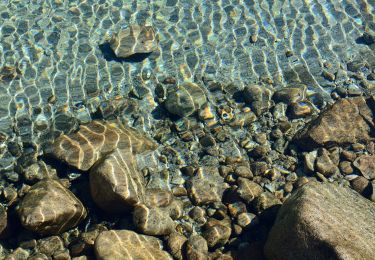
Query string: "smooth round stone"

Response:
xmin=164 ymin=82 xmax=207 ymax=117
xmin=272 ymin=86 xmax=306 ymax=105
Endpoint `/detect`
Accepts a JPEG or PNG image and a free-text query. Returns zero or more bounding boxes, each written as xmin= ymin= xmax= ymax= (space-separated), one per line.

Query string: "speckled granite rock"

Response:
xmin=51 ymin=120 xmax=156 ymax=171
xmin=110 ymin=25 xmax=158 ymax=58
xmin=264 ymin=181 xmax=375 ymax=260
xmin=295 ymin=96 xmax=375 ymax=149
xmin=17 ymin=179 xmax=86 ymax=235
xmin=95 ymin=230 xmax=172 ymax=260
xmin=165 ymin=82 xmax=207 ymax=117
xmin=133 ymin=204 xmax=175 ymax=236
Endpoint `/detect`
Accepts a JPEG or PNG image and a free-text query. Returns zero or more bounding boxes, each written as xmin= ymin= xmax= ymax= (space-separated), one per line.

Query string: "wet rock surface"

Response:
xmin=94 ymin=230 xmax=172 ymax=260
xmin=17 ymin=179 xmax=86 ymax=235
xmin=0 ymin=206 xmax=7 ymax=237
xmin=295 ymin=97 xmax=375 ymax=148
xmin=264 ymin=181 xmax=375 ymax=260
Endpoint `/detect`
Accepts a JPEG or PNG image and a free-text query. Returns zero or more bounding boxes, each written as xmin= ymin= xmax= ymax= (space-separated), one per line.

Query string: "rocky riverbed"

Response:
xmin=0 ymin=16 xmax=375 ymax=260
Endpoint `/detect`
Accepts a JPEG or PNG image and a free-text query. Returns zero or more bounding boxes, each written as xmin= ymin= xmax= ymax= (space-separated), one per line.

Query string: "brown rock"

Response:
xmin=203 ymin=224 xmax=231 ymax=248
xmin=351 ymin=176 xmax=370 ymax=195
xmin=264 ymin=181 xmax=375 ymax=260
xmin=315 ymin=148 xmax=339 ymax=177
xmin=51 ymin=120 xmax=156 ymax=171
xmin=167 ymin=232 xmax=187 ymax=260
xmin=109 ymin=25 xmax=158 ymax=58
xmin=133 ymin=204 xmax=175 ymax=236
xmin=353 ymin=154 xmax=375 ymax=179
xmin=17 ymin=179 xmax=86 ymax=235
xmin=187 ymin=166 xmax=229 ymax=205
xmin=185 ymin=235 xmax=208 ymax=260
xmin=237 ymin=177 xmax=263 ymax=204
xmin=90 ymin=148 xmax=146 ymax=212
xmin=294 ymin=97 xmax=375 ymax=149
xmin=95 ymin=230 xmax=172 ymax=260
xmin=36 ymin=236 xmax=64 ymax=257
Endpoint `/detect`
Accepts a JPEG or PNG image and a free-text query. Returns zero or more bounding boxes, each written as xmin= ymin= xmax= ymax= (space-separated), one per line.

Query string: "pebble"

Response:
xmin=237 ymin=177 xmax=263 ymax=204
xmin=185 ymin=235 xmax=208 ymax=260
xmin=339 ymin=161 xmax=353 ymax=175
xmin=250 ymin=34 xmax=258 ymax=43
xmin=133 ymin=204 xmax=175 ymax=236
xmin=203 ymin=223 xmax=231 ymax=248
xmin=189 ymin=206 xmax=207 ymax=225
xmin=165 ymin=82 xmax=207 ymax=117
xmin=351 ymin=176 xmax=370 ymax=195
xmin=322 ymin=70 xmax=335 ymax=81
xmin=253 ymin=192 xmax=282 ymax=214
xmin=167 ymin=232 xmax=187 ymax=260
xmin=236 ymin=212 xmax=258 ymax=229
xmin=353 ymin=155 xmax=375 ymax=180
xmin=234 ymin=166 xmax=253 ymax=179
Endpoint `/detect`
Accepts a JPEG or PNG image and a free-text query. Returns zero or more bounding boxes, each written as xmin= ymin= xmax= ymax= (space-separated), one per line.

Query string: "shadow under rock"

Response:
xmin=99 ymin=43 xmax=151 ymax=63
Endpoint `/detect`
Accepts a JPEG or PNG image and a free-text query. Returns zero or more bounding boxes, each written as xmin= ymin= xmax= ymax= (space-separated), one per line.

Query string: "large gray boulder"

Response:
xmin=264 ymin=181 xmax=375 ymax=260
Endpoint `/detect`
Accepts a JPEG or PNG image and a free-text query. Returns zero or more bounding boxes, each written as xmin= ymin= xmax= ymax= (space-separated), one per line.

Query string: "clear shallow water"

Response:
xmin=0 ymin=0 xmax=374 ymax=144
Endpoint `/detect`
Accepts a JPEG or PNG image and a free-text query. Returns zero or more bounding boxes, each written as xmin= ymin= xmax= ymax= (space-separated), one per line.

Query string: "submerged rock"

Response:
xmin=51 ymin=120 xmax=156 ymax=171
xmin=17 ymin=179 xmax=86 ymax=235
xmin=264 ymin=181 xmax=375 ymax=260
xmin=294 ymin=96 xmax=375 ymax=149
xmin=110 ymin=25 xmax=158 ymax=58
xmin=243 ymin=85 xmax=273 ymax=116
xmin=90 ymin=148 xmax=146 ymax=212
xmin=164 ymin=82 xmax=207 ymax=117
xmin=95 ymin=230 xmax=172 ymax=260
xmin=133 ymin=204 xmax=175 ymax=236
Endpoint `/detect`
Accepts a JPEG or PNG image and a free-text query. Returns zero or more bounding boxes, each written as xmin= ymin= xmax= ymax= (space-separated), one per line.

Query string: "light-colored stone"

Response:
xmin=17 ymin=179 xmax=86 ymax=235
xmin=110 ymin=25 xmax=158 ymax=58
xmin=264 ymin=181 xmax=375 ymax=260
xmin=95 ymin=230 xmax=172 ymax=260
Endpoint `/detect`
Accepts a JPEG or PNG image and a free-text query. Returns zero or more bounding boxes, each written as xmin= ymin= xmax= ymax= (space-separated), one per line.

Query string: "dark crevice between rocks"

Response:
xmin=99 ymin=43 xmax=151 ymax=63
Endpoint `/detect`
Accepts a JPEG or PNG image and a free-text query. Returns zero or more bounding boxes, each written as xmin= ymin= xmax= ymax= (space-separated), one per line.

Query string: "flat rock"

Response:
xmin=95 ymin=230 xmax=172 ymax=260
xmin=51 ymin=120 xmax=156 ymax=171
xmin=353 ymin=154 xmax=375 ymax=180
xmin=264 ymin=181 xmax=375 ymax=260
xmin=17 ymin=179 xmax=86 ymax=235
xmin=237 ymin=177 xmax=263 ymax=204
xmin=110 ymin=25 xmax=158 ymax=58
xmin=294 ymin=97 xmax=375 ymax=149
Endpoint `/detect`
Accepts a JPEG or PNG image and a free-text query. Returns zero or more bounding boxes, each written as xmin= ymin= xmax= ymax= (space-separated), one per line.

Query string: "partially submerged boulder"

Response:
xmin=264 ymin=181 xmax=375 ymax=260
